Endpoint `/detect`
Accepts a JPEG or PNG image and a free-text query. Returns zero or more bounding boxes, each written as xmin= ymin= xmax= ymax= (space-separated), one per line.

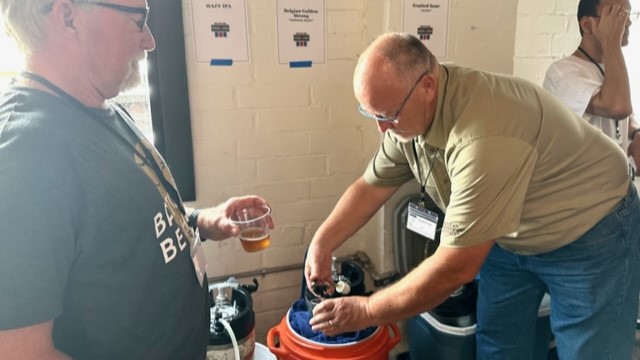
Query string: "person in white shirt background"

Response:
xmin=543 ymin=0 xmax=640 ymax=183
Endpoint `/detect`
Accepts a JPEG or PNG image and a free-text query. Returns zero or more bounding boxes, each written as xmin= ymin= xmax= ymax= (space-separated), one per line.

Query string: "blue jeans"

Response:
xmin=476 ymin=185 xmax=640 ymax=360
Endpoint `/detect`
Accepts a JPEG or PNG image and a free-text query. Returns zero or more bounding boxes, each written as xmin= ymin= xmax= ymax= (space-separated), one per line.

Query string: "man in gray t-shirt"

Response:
xmin=0 ymin=1 xmax=273 ymax=358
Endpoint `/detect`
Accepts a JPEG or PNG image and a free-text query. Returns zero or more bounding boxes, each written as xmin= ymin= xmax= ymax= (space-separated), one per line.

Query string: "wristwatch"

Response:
xmin=187 ymin=209 xmax=200 ymax=230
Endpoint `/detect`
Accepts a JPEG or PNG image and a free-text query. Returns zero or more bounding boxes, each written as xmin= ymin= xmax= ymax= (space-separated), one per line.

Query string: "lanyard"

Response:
xmin=576 ymin=47 xmax=621 ymax=140
xmin=577 ymin=47 xmax=604 ymax=76
xmin=410 ymin=65 xmax=450 ymax=206
xmin=19 ymin=71 xmax=186 ymax=216
xmin=412 ymin=141 xmax=438 ymax=206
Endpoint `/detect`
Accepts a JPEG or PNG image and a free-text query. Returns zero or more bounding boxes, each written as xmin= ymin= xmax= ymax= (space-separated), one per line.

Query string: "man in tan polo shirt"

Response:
xmin=305 ymin=32 xmax=640 ymax=359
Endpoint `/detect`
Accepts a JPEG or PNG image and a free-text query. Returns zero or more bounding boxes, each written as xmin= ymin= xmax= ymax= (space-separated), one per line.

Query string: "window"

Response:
xmin=0 ymin=25 xmax=23 ymax=90
xmin=116 ymin=62 xmax=155 ymax=143
xmin=0 ymin=22 xmax=154 ymax=140
xmin=0 ymin=1 xmax=196 ymax=201
xmin=147 ymin=0 xmax=196 ymax=201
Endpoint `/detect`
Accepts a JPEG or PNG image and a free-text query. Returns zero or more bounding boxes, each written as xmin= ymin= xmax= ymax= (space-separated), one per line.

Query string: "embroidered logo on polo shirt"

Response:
xmin=442 ymin=222 xmax=463 ymax=238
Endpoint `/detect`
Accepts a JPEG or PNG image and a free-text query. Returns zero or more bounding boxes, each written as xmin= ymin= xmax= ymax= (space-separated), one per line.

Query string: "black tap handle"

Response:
xmin=212 ymin=312 xmax=225 ymax=332
xmin=240 ymin=278 xmax=259 ymax=293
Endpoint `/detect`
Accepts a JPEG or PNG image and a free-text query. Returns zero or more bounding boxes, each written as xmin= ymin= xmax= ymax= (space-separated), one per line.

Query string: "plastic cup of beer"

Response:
xmin=230 ymin=205 xmax=271 ymax=252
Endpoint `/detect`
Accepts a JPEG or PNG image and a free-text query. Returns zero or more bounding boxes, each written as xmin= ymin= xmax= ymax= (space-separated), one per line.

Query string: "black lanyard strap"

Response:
xmin=577 ymin=47 xmax=605 ymax=76
xmin=19 ymin=71 xmax=186 ymax=216
xmin=410 ymin=65 xmax=450 ymax=206
xmin=412 ymin=140 xmax=438 ymax=206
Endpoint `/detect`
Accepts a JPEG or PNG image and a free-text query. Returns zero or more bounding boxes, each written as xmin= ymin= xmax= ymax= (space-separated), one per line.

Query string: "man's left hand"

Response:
xmin=309 ymin=295 xmax=373 ymax=336
xmin=197 ymin=196 xmax=273 ymax=240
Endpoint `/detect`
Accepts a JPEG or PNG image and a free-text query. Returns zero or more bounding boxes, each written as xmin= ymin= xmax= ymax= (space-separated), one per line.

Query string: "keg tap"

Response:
xmin=310 ymin=256 xmax=353 ymax=298
xmin=210 ymin=278 xmax=240 ymax=324
xmin=207 ymin=278 xmax=259 ymax=360
xmin=209 ymin=277 xmax=259 ymax=327
xmin=332 ymin=256 xmax=351 ymax=295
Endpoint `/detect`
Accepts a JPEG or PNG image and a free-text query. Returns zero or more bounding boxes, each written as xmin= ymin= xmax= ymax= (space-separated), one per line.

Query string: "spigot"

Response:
xmin=215 ymin=289 xmax=228 ymax=304
xmin=335 ymin=278 xmax=351 ymax=295
xmin=209 ymin=277 xmax=240 ymax=307
xmin=331 ymin=256 xmax=341 ymax=283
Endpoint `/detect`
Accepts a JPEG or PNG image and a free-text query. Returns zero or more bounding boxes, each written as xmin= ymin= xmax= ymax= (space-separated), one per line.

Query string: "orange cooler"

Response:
xmin=267 ymin=309 xmax=400 ymax=360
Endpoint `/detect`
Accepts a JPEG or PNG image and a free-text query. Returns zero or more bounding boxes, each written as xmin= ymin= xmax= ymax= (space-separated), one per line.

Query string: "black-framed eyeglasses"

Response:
xmin=358 ymin=69 xmax=429 ymax=123
xmin=77 ymin=1 xmax=150 ymax=32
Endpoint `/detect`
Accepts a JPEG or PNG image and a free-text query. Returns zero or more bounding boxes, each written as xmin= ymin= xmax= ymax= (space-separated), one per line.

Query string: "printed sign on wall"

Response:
xmin=190 ymin=0 xmax=250 ymax=65
xmin=402 ymin=0 xmax=450 ymax=59
xmin=276 ymin=0 xmax=326 ymax=67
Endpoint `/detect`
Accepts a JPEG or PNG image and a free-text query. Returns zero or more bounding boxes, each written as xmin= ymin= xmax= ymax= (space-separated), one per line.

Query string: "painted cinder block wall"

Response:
xmin=181 ymin=0 xmax=529 ymax=344
xmin=514 ymin=0 xmax=581 ymax=83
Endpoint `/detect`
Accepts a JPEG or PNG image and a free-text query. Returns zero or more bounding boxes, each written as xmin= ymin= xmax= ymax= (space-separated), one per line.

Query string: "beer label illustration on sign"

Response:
xmin=417 ymin=25 xmax=433 ymax=40
xmin=402 ymin=0 xmax=449 ymax=58
xmin=191 ymin=0 xmax=250 ymax=63
xmin=293 ymin=32 xmax=310 ymax=47
xmin=211 ymin=22 xmax=230 ymax=38
xmin=276 ymin=0 xmax=325 ymax=65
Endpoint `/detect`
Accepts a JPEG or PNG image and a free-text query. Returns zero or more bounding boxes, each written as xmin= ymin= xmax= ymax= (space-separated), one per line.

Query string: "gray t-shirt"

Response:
xmin=0 ymin=87 xmax=209 ymax=359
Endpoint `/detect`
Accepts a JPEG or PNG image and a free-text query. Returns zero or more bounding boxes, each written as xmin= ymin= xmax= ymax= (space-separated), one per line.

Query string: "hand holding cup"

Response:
xmin=230 ymin=205 xmax=272 ymax=252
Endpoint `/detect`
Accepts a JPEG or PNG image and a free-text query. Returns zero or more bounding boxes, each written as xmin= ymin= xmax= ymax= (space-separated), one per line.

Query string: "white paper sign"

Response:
xmin=190 ymin=0 xmax=250 ymax=64
xmin=276 ymin=0 xmax=325 ymax=66
xmin=402 ymin=0 xmax=450 ymax=59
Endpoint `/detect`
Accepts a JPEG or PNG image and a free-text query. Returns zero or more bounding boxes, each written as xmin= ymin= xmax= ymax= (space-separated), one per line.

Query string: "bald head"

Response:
xmin=353 ymin=33 xmax=438 ymax=109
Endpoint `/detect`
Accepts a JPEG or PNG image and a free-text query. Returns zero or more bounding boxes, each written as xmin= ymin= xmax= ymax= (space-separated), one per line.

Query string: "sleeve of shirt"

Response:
xmin=0 ymin=128 xmax=76 ymax=330
xmin=440 ymin=136 xmax=537 ymax=248
xmin=543 ymin=60 xmax=601 ymax=117
xmin=363 ymin=132 xmax=416 ymax=187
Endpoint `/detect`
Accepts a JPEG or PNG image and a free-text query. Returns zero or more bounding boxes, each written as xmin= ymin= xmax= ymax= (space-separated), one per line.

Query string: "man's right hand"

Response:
xmin=305 ymin=242 xmax=335 ymax=297
xmin=302 ymin=177 xmax=399 ymax=296
xmin=593 ymin=4 xmax=629 ymax=48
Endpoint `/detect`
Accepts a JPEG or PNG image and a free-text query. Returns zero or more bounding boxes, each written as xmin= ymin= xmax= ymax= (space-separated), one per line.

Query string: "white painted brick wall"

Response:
xmin=238 ymin=85 xmax=312 ymax=109
xmin=514 ymin=0 xmax=580 ymax=84
xmin=447 ymin=1 xmax=518 ymax=73
xmin=181 ymin=0 xmax=527 ymax=349
xmin=256 ymin=108 xmax=329 ymax=132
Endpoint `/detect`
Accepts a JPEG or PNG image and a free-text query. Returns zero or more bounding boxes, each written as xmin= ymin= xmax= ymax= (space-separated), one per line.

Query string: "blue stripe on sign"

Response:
xmin=210 ymin=59 xmax=233 ymax=66
xmin=289 ymin=61 xmax=312 ymax=68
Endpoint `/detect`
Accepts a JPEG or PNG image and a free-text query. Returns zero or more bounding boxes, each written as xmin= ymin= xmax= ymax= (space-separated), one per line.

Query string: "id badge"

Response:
xmin=406 ymin=202 xmax=439 ymax=240
xmin=191 ymin=229 xmax=207 ymax=287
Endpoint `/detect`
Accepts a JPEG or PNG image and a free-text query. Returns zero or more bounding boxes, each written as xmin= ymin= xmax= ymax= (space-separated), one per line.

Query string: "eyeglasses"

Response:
xmin=77 ymin=2 xmax=150 ymax=32
xmin=591 ymin=10 xmax=640 ymax=20
xmin=358 ymin=69 xmax=429 ymax=123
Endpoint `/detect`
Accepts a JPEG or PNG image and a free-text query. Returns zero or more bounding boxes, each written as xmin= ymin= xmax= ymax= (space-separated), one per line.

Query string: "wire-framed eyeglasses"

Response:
xmin=358 ymin=69 xmax=429 ymax=123
xmin=590 ymin=9 xmax=640 ymax=20
xmin=77 ymin=1 xmax=150 ymax=32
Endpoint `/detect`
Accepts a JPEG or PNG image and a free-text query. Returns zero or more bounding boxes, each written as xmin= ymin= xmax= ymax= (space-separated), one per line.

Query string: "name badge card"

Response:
xmin=406 ymin=202 xmax=439 ymax=240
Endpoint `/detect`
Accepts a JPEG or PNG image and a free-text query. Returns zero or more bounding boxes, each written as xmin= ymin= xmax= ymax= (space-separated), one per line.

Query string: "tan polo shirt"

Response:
xmin=364 ymin=64 xmax=630 ymax=255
